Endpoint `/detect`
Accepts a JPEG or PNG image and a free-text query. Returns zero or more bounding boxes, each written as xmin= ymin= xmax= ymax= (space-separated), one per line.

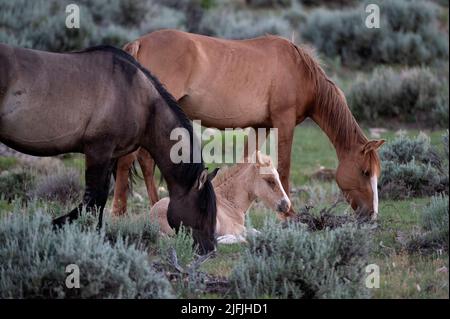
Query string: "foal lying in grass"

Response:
xmin=150 ymin=152 xmax=291 ymax=244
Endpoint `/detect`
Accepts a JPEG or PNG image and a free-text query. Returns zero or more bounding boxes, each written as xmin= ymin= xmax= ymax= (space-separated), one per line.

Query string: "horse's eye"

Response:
xmin=362 ymin=170 xmax=370 ymax=177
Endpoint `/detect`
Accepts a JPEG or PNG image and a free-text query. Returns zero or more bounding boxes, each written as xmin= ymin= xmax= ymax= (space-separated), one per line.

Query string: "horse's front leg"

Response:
xmin=273 ymin=123 xmax=296 ymax=219
xmin=53 ymin=148 xmax=115 ymax=229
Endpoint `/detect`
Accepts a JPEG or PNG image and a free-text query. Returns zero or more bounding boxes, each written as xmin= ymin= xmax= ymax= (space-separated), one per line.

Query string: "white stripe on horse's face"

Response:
xmin=272 ymin=167 xmax=291 ymax=208
xmin=370 ymin=175 xmax=378 ymax=220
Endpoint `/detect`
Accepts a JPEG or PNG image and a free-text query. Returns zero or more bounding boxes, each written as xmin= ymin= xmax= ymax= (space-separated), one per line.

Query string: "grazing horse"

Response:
xmin=0 ymin=43 xmax=216 ymax=253
xmin=149 ymin=151 xmax=291 ymax=243
xmin=113 ymin=29 xmax=385 ymax=219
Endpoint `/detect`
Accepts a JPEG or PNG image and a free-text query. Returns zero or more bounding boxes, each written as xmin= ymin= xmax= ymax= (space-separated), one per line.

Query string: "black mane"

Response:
xmin=77 ymin=45 xmax=207 ymax=191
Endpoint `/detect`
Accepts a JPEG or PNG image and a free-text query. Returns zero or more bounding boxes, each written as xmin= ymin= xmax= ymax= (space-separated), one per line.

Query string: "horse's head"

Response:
xmin=336 ymin=140 xmax=385 ymax=220
xmin=167 ymin=168 xmax=217 ymax=255
xmin=253 ymin=151 xmax=291 ymax=214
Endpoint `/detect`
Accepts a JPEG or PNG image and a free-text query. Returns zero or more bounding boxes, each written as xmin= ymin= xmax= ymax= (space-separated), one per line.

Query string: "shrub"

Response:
xmin=302 ymin=0 xmax=449 ymax=67
xmin=379 ymin=132 xmax=441 ymax=167
xmin=348 ymin=67 xmax=447 ymax=127
xmin=139 ymin=4 xmax=187 ymax=33
xmin=31 ymin=169 xmax=82 ymax=204
xmin=244 ymin=0 xmax=292 ymax=8
xmin=157 ymin=226 xmax=211 ymax=298
xmin=0 ymin=169 xmax=35 ymax=202
xmin=379 ymin=133 xmax=448 ymax=199
xmin=299 ymin=0 xmax=356 ymax=6
xmin=0 ymin=0 xmax=97 ymax=51
xmin=200 ymin=8 xmax=291 ymax=39
xmin=421 ymin=195 xmax=449 ymax=248
xmin=0 ymin=0 xmax=143 ymax=51
xmin=106 ymin=213 xmax=160 ymax=249
xmin=159 ymin=225 xmax=196 ymax=267
xmin=0 ymin=211 xmax=174 ymax=298
xmin=406 ymin=195 xmax=449 ymax=252
xmin=230 ymin=217 xmax=373 ymax=299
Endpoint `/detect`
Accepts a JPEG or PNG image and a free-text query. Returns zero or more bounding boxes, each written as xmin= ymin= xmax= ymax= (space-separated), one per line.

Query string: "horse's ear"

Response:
xmin=362 ymin=140 xmax=385 ymax=155
xmin=208 ymin=167 xmax=220 ymax=180
xmin=197 ymin=169 xmax=209 ymax=190
xmin=255 ymin=150 xmax=263 ymax=166
xmin=122 ymin=41 xmax=140 ymax=59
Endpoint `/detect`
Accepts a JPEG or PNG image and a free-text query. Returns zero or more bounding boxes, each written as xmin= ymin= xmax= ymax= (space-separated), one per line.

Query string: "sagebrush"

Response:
xmin=0 ymin=211 xmax=173 ymax=298
xmin=379 ymin=133 xmax=448 ymax=199
xmin=302 ymin=0 xmax=448 ymax=67
xmin=348 ymin=67 xmax=448 ymax=127
xmin=230 ymin=217 xmax=373 ymax=299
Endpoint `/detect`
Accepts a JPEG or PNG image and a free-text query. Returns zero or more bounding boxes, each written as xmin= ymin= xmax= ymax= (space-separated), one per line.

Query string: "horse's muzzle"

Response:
xmin=277 ymin=199 xmax=290 ymax=213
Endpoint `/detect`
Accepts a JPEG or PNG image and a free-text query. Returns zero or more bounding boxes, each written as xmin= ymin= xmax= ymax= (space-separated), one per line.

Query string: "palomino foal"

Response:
xmin=150 ymin=152 xmax=290 ymax=244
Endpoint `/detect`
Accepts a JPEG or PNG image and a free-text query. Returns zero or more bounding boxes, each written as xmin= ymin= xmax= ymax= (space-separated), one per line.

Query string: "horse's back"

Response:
xmin=129 ymin=30 xmax=299 ymax=128
xmin=0 ymin=45 xmax=151 ymax=156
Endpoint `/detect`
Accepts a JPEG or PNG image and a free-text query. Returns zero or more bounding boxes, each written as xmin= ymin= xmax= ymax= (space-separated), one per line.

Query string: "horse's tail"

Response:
xmin=122 ymin=40 xmax=140 ymax=59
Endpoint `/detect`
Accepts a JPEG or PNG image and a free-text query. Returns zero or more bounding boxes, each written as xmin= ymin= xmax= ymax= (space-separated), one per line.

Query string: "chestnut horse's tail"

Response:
xmin=122 ymin=40 xmax=140 ymax=59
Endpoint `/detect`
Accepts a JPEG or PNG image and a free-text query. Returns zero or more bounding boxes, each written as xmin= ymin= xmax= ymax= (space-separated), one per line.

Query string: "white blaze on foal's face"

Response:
xmin=254 ymin=151 xmax=291 ymax=214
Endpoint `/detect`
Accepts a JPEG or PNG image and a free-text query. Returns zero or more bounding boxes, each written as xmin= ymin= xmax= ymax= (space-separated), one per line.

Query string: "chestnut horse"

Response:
xmin=0 ymin=43 xmax=216 ymax=253
xmin=114 ymin=29 xmax=384 ymax=219
xmin=150 ymin=151 xmax=291 ymax=244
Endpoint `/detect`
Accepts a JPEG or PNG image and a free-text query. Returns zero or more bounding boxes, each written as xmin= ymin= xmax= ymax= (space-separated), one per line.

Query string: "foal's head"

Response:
xmin=252 ymin=151 xmax=291 ymax=214
xmin=336 ymin=140 xmax=384 ymax=220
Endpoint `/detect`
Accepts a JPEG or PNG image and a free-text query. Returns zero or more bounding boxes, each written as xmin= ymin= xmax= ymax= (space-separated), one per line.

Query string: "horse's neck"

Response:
xmin=214 ymin=165 xmax=256 ymax=234
xmin=309 ymin=78 xmax=367 ymax=159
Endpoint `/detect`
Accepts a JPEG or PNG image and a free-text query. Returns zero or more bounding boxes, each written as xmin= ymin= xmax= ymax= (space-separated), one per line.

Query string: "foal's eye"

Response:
xmin=266 ymin=179 xmax=276 ymax=188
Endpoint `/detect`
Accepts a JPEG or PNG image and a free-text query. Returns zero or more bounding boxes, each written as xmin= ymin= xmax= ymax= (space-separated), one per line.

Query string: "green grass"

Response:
xmin=373 ymin=253 xmax=449 ymax=299
xmin=0 ymin=156 xmax=17 ymax=171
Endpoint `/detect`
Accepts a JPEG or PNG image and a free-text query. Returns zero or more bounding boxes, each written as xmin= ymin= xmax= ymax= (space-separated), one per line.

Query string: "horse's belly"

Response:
xmin=180 ymin=90 xmax=269 ymax=129
xmin=0 ymin=95 xmax=85 ymax=155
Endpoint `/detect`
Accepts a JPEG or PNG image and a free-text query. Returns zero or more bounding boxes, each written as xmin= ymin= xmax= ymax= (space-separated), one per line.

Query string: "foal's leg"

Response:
xmin=136 ymin=148 xmax=159 ymax=205
xmin=111 ymin=151 xmax=138 ymax=215
xmin=53 ymin=148 xmax=114 ymax=229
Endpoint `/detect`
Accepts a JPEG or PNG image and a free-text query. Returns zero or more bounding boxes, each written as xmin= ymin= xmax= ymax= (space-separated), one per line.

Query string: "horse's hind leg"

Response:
xmin=53 ymin=147 xmax=115 ymax=229
xmin=137 ymin=148 xmax=159 ymax=205
xmin=111 ymin=152 xmax=137 ymax=215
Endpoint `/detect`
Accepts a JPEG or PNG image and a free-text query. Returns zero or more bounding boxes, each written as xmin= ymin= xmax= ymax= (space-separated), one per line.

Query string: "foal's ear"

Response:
xmin=197 ymin=169 xmax=209 ymax=190
xmin=362 ymin=139 xmax=385 ymax=155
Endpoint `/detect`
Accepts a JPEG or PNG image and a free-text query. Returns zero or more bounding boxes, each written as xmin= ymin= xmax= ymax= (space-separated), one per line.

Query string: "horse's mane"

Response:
xmin=288 ymin=42 xmax=367 ymax=150
xmin=76 ymin=45 xmax=216 ymax=221
xmin=288 ymin=41 xmax=380 ymax=172
xmin=77 ymin=45 xmax=207 ymax=188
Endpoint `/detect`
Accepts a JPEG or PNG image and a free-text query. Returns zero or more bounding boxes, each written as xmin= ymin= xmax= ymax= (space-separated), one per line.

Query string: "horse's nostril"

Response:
xmin=277 ymin=199 xmax=290 ymax=213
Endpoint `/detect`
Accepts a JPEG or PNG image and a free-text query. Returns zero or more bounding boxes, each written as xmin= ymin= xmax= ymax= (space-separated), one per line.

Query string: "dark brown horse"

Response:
xmin=113 ymin=30 xmax=384 ymax=220
xmin=0 ymin=43 xmax=217 ymax=253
